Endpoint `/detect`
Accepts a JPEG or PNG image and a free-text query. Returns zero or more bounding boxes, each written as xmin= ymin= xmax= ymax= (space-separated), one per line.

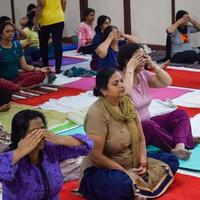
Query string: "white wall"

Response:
xmin=0 ymin=0 xmax=12 ymax=19
xmin=12 ymin=0 xmax=80 ymax=36
xmin=88 ymin=0 xmax=124 ymax=33
xmin=131 ymin=0 xmax=171 ymax=45
xmin=2 ymin=0 xmax=200 ymax=45
xmin=14 ymin=0 xmax=37 ymax=27
xmin=64 ymin=0 xmax=80 ymax=36
xmin=176 ymin=0 xmax=200 ymax=47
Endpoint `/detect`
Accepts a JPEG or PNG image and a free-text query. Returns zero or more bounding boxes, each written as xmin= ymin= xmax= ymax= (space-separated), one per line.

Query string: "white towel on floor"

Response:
xmin=172 ymin=90 xmax=200 ymax=107
xmin=149 ymin=99 xmax=177 ymax=118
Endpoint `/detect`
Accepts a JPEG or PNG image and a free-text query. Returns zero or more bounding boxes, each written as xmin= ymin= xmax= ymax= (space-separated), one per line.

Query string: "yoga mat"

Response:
xmin=49 ymin=121 xmax=77 ymax=134
xmin=179 ymin=144 xmax=200 ymax=171
xmin=166 ymin=68 xmax=200 ymax=89
xmin=156 ymin=173 xmax=200 ymax=199
xmin=0 ymin=103 xmax=68 ymax=133
xmin=14 ymin=87 xmax=84 ymax=106
xmin=177 ymin=106 xmax=200 ymax=117
xmin=49 ymin=56 xmax=87 ymax=66
xmin=147 ymin=144 xmax=200 ymax=171
xmin=58 ymin=125 xmax=85 ymax=136
xmin=64 ymin=77 xmax=95 ymax=91
xmin=150 ymin=87 xmax=191 ymax=101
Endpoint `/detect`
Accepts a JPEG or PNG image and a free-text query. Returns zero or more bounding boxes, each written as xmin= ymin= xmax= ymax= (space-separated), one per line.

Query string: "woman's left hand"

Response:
xmin=43 ymin=130 xmax=62 ymax=145
xmin=131 ymin=166 xmax=147 ymax=176
xmin=39 ymin=67 xmax=51 ymax=74
xmin=144 ymin=54 xmax=154 ymax=70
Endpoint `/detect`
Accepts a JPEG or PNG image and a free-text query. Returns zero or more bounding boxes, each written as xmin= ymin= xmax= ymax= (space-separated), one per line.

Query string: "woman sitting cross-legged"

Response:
xmin=0 ymin=109 xmax=93 ymax=199
xmin=79 ymin=68 xmax=179 ymax=200
xmin=117 ymin=43 xmax=198 ymax=160
xmin=90 ymin=25 xmax=139 ymax=71
xmin=0 ymin=22 xmax=50 ymax=92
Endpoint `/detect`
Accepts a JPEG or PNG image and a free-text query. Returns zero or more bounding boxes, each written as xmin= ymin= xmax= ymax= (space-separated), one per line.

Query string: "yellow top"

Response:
xmin=40 ymin=0 xmax=64 ymax=26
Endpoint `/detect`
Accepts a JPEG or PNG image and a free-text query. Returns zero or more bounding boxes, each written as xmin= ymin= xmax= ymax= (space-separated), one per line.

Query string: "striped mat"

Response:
xmin=12 ymin=84 xmax=62 ymax=101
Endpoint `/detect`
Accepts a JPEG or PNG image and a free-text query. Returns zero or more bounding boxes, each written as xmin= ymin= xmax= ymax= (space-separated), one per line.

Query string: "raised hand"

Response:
xmin=127 ymin=53 xmax=145 ymax=70
xmin=17 ymin=129 xmax=44 ymax=156
xmin=43 ymin=130 xmax=62 ymax=145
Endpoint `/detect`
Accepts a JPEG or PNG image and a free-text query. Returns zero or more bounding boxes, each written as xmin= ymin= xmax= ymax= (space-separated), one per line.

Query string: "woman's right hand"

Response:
xmin=16 ymin=129 xmax=44 ymax=157
xmin=127 ymin=53 xmax=144 ymax=70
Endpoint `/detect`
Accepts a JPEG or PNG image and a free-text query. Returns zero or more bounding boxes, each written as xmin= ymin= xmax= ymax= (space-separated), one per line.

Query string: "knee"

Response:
xmin=173 ymin=109 xmax=189 ymax=121
xmin=155 ymin=152 xmax=179 ymax=175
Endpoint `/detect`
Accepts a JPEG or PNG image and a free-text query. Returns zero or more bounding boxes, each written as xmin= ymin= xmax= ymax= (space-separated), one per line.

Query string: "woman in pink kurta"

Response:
xmin=117 ymin=43 xmax=196 ymax=160
xmin=77 ymin=8 xmax=95 ymax=54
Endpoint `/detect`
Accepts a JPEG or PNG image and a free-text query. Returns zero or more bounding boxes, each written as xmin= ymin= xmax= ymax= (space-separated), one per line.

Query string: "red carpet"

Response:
xmin=60 ymin=173 xmax=200 ymax=200
xmin=156 ymin=173 xmax=200 ymax=200
xmin=14 ymin=87 xmax=83 ymax=106
xmin=166 ymin=68 xmax=200 ymax=89
xmin=60 ymin=180 xmax=85 ymax=200
xmin=178 ymin=106 xmax=200 ymax=117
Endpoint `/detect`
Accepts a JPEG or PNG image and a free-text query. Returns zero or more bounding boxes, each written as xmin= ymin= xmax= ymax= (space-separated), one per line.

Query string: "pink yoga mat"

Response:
xmin=64 ymin=77 xmax=95 ymax=91
xmin=150 ymin=87 xmax=191 ymax=101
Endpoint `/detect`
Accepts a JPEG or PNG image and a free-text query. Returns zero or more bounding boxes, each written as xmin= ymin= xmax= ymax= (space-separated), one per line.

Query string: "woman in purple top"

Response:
xmin=0 ymin=109 xmax=93 ymax=200
xmin=117 ymin=43 xmax=196 ymax=160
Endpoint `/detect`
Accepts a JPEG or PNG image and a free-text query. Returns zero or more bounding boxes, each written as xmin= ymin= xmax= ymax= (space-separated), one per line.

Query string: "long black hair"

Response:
xmin=93 ymin=68 xmax=118 ymax=97
xmin=95 ymin=15 xmax=111 ymax=32
xmin=176 ymin=10 xmax=189 ymax=34
xmin=25 ymin=10 xmax=36 ymax=28
xmin=9 ymin=110 xmax=47 ymax=150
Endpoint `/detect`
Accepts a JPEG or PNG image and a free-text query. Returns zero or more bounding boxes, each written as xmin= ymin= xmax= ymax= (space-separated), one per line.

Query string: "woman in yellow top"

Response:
xmin=34 ymin=0 xmax=67 ymax=73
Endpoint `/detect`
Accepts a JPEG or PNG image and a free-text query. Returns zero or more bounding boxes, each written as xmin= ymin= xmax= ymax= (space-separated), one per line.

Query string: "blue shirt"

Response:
xmin=91 ymin=40 xmax=126 ymax=70
xmin=0 ymin=41 xmax=23 ymax=80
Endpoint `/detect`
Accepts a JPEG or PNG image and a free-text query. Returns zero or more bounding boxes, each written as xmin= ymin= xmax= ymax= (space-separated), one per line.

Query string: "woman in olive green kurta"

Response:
xmin=79 ymin=68 xmax=179 ymax=200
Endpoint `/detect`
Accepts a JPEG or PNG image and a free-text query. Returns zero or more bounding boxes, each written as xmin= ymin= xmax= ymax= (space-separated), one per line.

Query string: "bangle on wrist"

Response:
xmin=32 ymin=67 xmax=36 ymax=72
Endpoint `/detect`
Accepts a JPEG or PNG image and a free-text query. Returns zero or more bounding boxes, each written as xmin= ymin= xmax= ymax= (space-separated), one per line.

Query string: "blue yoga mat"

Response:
xmin=49 ymin=56 xmax=87 ymax=66
xmin=147 ymin=144 xmax=200 ymax=171
xmin=58 ymin=125 xmax=85 ymax=136
xmin=179 ymin=144 xmax=200 ymax=171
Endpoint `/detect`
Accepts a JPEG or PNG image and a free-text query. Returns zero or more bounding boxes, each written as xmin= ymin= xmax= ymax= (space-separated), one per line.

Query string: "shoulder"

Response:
xmin=87 ymin=99 xmax=105 ymax=116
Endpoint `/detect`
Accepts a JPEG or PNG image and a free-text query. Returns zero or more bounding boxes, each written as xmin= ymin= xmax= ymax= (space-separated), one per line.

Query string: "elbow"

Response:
xmin=96 ymin=49 xmax=107 ymax=58
xmin=165 ymin=76 xmax=172 ymax=86
xmin=168 ymin=77 xmax=172 ymax=86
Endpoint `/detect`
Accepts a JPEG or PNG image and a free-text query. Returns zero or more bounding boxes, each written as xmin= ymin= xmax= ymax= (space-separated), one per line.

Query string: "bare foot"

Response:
xmin=159 ymin=59 xmax=170 ymax=70
xmin=193 ymin=136 xmax=200 ymax=145
xmin=135 ymin=195 xmax=147 ymax=200
xmin=171 ymin=148 xmax=192 ymax=160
